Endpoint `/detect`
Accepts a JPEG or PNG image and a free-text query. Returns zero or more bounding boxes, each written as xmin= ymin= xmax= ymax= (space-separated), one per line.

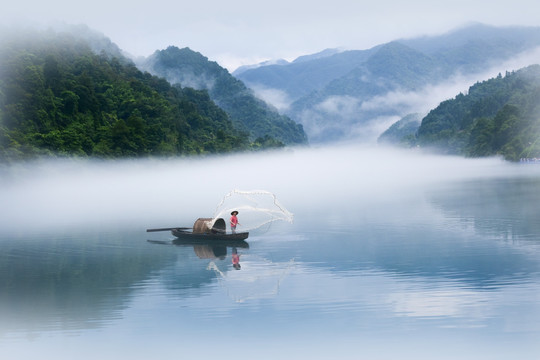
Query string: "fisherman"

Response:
xmin=230 ymin=210 xmax=240 ymax=233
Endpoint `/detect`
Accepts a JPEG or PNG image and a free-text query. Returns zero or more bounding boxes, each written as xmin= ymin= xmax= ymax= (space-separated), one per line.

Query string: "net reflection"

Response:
xmin=207 ymin=255 xmax=295 ymax=303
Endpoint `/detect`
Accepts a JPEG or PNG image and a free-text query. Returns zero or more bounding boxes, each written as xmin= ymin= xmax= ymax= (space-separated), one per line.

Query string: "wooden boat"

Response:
xmin=146 ymin=217 xmax=249 ymax=242
xmin=171 ymin=228 xmax=249 ymax=241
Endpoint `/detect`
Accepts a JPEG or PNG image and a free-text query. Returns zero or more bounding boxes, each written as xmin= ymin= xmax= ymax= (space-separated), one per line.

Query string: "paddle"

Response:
xmin=146 ymin=227 xmax=191 ymax=232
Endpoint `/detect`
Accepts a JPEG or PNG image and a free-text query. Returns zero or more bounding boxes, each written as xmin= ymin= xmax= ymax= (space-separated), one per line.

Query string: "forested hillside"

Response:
xmin=138 ymin=46 xmax=307 ymax=145
xmin=0 ymin=30 xmax=265 ymax=162
xmin=378 ymin=113 xmax=422 ymax=147
xmin=416 ymin=65 xmax=540 ymax=161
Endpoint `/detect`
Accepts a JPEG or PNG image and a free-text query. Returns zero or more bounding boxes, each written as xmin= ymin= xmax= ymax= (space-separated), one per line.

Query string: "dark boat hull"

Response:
xmin=171 ymin=228 xmax=249 ymax=241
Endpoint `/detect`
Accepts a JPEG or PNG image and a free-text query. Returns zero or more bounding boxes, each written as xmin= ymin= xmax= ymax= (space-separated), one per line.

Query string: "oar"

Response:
xmin=146 ymin=227 xmax=191 ymax=232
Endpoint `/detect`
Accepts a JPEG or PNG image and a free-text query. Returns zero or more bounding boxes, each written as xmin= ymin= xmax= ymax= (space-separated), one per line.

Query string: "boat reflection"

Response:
xmin=173 ymin=239 xmax=249 ymax=263
xmin=147 ymin=238 xmax=249 ymax=261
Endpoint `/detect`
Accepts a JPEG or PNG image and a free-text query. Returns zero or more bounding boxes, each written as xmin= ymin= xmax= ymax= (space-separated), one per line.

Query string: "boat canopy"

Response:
xmin=193 ymin=218 xmax=226 ymax=234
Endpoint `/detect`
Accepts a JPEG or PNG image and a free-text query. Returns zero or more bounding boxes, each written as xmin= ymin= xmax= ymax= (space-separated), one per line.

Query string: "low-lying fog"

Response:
xmin=0 ymin=145 xmax=529 ymax=234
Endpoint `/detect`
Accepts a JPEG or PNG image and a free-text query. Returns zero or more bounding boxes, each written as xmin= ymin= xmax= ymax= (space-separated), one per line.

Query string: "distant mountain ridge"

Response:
xmin=235 ymin=24 xmax=540 ymax=143
xmin=233 ymin=48 xmax=345 ymax=76
xmin=138 ymin=47 xmax=307 ymax=145
xmin=235 ymin=47 xmax=379 ymax=101
xmin=233 ymin=58 xmax=290 ymax=75
xmin=400 ymin=23 xmax=540 ymax=57
xmin=292 ymin=48 xmax=345 ymax=64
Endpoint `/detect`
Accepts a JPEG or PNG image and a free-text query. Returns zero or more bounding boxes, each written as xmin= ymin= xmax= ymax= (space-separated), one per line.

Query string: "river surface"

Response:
xmin=1 ymin=146 xmax=540 ymax=359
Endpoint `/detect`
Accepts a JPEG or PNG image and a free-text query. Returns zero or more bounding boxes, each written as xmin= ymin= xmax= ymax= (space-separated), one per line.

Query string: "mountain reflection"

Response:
xmin=0 ymin=233 xmax=252 ymax=335
xmin=0 ymin=230 xmax=177 ymax=336
xmin=426 ymin=177 xmax=540 ymax=241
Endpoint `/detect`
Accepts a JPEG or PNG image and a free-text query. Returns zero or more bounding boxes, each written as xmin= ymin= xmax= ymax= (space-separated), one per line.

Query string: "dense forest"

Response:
xmin=139 ymin=46 xmax=307 ymax=145
xmin=0 ymin=30 xmax=287 ymax=163
xmin=416 ymin=65 xmax=540 ymax=161
xmin=3 ymin=27 xmax=540 ymax=163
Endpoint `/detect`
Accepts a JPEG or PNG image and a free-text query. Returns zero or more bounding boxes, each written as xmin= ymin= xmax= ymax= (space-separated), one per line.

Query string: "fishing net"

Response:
xmin=211 ymin=190 xmax=293 ymax=232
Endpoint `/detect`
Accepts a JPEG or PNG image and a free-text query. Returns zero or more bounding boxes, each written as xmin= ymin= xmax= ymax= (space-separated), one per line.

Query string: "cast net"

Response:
xmin=211 ymin=189 xmax=293 ymax=232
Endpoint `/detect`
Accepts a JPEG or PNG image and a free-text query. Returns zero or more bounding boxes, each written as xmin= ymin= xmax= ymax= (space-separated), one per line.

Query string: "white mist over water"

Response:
xmin=2 ymin=144 xmax=540 ymax=360
xmin=0 ymin=145 xmax=525 ymax=234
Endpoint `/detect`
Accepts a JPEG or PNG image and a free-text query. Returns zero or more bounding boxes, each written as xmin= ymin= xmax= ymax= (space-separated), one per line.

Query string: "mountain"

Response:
xmin=378 ymin=113 xmax=422 ymax=147
xmin=292 ymin=48 xmax=344 ymax=64
xmin=401 ymin=23 xmax=540 ymax=64
xmin=0 ymin=29 xmax=254 ymax=161
xmin=289 ymin=42 xmax=438 ymax=114
xmin=233 ymin=58 xmax=290 ymax=75
xmin=50 ymin=23 xmax=127 ymax=61
xmin=137 ymin=47 xmax=307 ymax=145
xmin=283 ymin=42 xmax=443 ymax=142
xmin=233 ymin=48 xmax=344 ymax=77
xmin=235 ymin=24 xmax=540 ymax=143
xmin=416 ymin=65 xmax=540 ymax=161
xmin=235 ymin=47 xmax=378 ymax=102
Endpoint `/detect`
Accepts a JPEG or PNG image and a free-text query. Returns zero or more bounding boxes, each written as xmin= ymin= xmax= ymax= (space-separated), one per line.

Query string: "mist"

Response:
xmin=256 ymin=46 xmax=540 ymax=143
xmin=249 ymin=85 xmax=293 ymax=113
xmin=0 ymin=145 xmax=523 ymax=235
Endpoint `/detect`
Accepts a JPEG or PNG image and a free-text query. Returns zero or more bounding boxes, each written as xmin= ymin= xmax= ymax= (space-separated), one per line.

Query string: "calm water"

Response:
xmin=1 ymin=147 xmax=540 ymax=359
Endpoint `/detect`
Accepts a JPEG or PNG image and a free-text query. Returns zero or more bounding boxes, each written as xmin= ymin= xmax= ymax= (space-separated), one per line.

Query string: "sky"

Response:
xmin=1 ymin=0 xmax=540 ymax=71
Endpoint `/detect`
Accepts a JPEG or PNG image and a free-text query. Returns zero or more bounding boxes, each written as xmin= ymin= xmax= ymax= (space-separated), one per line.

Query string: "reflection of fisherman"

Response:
xmin=230 ymin=211 xmax=240 ymax=233
xmin=232 ymin=247 xmax=241 ymax=270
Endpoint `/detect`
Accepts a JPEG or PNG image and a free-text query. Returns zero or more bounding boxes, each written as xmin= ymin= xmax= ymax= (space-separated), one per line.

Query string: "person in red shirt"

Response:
xmin=230 ymin=210 xmax=240 ymax=233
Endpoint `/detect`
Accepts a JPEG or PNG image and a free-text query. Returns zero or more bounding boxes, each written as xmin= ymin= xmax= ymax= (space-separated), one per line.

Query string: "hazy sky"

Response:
xmin=2 ymin=0 xmax=539 ymax=70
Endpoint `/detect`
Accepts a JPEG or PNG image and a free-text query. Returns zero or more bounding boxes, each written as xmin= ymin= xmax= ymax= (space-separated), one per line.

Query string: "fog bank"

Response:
xmin=0 ymin=145 xmax=527 ymax=234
